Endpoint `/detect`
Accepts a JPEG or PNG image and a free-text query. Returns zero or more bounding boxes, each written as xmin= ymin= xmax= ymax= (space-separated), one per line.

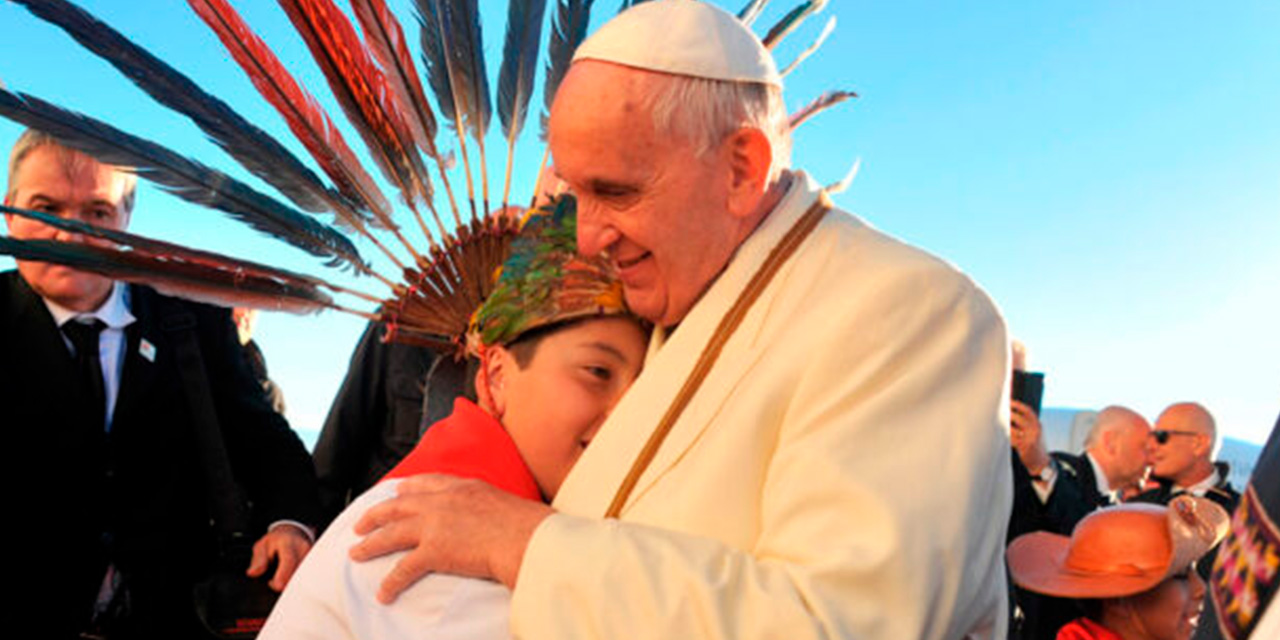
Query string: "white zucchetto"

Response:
xmin=572 ymin=0 xmax=781 ymax=87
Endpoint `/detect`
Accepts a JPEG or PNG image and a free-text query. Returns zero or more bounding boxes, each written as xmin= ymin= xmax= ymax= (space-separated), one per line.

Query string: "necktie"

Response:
xmin=63 ymin=318 xmax=107 ymax=430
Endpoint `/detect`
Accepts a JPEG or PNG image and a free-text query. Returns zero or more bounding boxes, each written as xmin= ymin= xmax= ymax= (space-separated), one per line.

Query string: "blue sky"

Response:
xmin=2 ymin=1 xmax=1276 ymax=445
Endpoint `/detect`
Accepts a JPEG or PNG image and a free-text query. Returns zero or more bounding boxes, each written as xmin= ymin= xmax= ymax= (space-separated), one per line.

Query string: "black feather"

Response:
xmin=0 ymin=234 xmax=336 ymax=314
xmin=2 ymin=203 xmax=339 ymax=292
xmin=498 ymin=0 xmax=549 ymax=141
xmin=540 ymin=0 xmax=595 ymax=140
xmin=11 ymin=0 xmax=345 ymax=216
xmin=0 ymin=88 xmax=366 ymax=271
xmin=617 ymin=0 xmax=651 ymax=13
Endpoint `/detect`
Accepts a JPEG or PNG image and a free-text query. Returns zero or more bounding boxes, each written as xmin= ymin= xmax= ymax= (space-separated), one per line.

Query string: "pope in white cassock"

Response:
xmin=350 ymin=1 xmax=1014 ymax=638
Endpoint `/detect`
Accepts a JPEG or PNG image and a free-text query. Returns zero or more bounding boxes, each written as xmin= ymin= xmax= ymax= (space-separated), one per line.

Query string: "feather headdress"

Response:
xmin=0 ymin=0 xmax=855 ymax=352
xmin=468 ymin=193 xmax=625 ymax=354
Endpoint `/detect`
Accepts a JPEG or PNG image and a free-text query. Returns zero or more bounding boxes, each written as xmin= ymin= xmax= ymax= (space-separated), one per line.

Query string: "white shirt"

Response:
xmin=1175 ymin=466 xmax=1221 ymax=497
xmin=1030 ymin=452 xmax=1113 ymax=505
xmin=1085 ymin=451 xmax=1117 ymax=503
xmin=261 ymin=480 xmax=512 ymax=640
xmin=43 ymin=282 xmax=136 ymax=431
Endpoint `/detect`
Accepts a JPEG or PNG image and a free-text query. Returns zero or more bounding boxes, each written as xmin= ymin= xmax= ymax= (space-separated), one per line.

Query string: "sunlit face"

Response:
xmin=1118 ymin=570 xmax=1206 ymax=640
xmin=4 ymin=144 xmax=131 ymax=312
xmin=1149 ymin=412 xmax=1209 ymax=483
xmin=485 ymin=317 xmax=648 ymax=500
xmin=548 ymin=61 xmax=746 ymax=328
xmin=1112 ymin=421 xmax=1154 ymax=490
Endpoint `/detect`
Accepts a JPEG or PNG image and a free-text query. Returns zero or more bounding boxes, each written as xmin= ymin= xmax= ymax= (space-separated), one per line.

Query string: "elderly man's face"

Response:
xmin=549 ymin=61 xmax=750 ymax=327
xmin=4 ymin=144 xmax=131 ymax=311
xmin=1111 ymin=420 xmax=1153 ymax=489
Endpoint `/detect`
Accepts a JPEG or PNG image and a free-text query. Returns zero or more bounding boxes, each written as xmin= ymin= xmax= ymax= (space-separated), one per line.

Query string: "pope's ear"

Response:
xmin=723 ymin=127 xmax=772 ymax=219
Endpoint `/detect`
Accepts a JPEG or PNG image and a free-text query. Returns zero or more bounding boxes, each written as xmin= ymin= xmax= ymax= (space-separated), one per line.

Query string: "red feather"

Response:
xmin=351 ymin=0 xmax=437 ymax=156
xmin=189 ymin=0 xmax=394 ymax=233
xmin=351 ymin=0 xmax=463 ymax=227
xmin=278 ymin=0 xmax=442 ymax=238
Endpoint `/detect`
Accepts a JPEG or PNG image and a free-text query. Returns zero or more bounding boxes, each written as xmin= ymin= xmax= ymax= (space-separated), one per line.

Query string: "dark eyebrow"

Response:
xmin=581 ymin=341 xmax=633 ymax=365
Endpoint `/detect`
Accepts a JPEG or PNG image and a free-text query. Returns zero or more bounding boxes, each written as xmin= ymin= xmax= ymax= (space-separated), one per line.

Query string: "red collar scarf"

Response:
xmin=1056 ymin=618 xmax=1124 ymax=640
xmin=383 ymin=398 xmax=542 ymax=502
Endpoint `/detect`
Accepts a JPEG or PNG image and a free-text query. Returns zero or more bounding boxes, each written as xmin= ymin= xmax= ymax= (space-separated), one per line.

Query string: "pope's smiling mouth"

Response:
xmin=616 ymin=252 xmax=651 ymax=270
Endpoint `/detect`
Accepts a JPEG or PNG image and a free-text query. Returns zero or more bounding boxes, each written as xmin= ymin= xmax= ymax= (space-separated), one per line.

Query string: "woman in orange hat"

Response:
xmin=1007 ymin=495 xmax=1230 ymax=640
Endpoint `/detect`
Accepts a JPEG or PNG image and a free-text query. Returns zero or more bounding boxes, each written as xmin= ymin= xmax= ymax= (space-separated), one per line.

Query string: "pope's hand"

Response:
xmin=350 ymin=474 xmax=554 ymax=603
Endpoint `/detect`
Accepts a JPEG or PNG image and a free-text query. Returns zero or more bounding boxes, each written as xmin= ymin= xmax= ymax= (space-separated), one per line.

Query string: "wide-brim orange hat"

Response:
xmin=1008 ymin=495 xmax=1229 ymax=599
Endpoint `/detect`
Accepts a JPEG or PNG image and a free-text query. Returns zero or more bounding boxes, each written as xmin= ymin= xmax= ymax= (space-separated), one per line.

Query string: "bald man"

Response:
xmin=1131 ymin=403 xmax=1240 ymax=583
xmin=1011 ymin=405 xmax=1152 ymax=537
xmin=1135 ymin=402 xmax=1240 ymax=514
xmin=1008 ymin=405 xmax=1153 ymax=640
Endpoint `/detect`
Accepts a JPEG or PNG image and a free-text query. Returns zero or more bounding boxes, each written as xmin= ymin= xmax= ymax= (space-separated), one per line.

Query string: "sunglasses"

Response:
xmin=1152 ymin=429 xmax=1200 ymax=445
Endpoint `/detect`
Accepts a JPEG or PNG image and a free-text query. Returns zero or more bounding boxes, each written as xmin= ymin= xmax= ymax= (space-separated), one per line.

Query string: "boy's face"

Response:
xmin=486 ymin=316 xmax=648 ymax=500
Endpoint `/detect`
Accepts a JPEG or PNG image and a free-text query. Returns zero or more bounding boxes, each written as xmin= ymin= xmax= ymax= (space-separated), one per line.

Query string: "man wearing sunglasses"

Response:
xmin=1136 ymin=402 xmax=1240 ymax=514
xmin=1133 ymin=402 xmax=1240 ymax=581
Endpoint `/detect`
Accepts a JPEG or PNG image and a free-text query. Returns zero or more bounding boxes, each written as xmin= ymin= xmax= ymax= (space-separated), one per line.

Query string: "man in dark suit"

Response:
xmin=1135 ymin=402 xmax=1240 ymax=513
xmin=1132 ymin=402 xmax=1240 ymax=581
xmin=312 ymin=321 xmax=469 ymax=527
xmin=1 ymin=130 xmax=320 ymax=638
xmin=1008 ymin=403 xmax=1152 ymax=639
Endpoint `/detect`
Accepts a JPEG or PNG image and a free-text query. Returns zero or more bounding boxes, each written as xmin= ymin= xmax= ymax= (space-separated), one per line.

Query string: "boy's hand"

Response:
xmin=350 ymin=474 xmax=554 ymax=602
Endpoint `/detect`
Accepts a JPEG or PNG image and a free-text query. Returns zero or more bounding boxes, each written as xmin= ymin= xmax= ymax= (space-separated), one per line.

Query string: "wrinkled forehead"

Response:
xmin=552 ymin=61 xmax=655 ymax=124
xmin=549 ymin=61 xmax=699 ymax=161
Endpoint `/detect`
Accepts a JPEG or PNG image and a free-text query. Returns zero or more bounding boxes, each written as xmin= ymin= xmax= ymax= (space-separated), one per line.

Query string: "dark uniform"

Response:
xmin=1009 ymin=450 xmax=1113 ymax=640
xmin=1131 ymin=461 xmax=1241 ymax=580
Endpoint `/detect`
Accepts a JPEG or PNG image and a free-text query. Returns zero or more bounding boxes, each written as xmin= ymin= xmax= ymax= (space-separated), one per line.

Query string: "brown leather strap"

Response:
xmin=605 ymin=193 xmax=833 ymax=518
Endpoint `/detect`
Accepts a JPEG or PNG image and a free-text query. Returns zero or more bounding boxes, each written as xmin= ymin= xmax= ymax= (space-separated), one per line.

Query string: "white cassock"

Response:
xmin=510 ymin=171 xmax=1013 ymax=640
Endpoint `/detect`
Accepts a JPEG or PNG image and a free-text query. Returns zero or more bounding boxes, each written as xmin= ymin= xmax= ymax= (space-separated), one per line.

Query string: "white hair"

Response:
xmin=7 ymin=128 xmax=137 ymax=214
xmin=642 ymin=75 xmax=792 ymax=181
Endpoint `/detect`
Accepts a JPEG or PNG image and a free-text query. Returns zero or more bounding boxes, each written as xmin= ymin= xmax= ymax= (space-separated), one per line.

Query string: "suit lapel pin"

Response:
xmin=139 ymin=338 xmax=157 ymax=363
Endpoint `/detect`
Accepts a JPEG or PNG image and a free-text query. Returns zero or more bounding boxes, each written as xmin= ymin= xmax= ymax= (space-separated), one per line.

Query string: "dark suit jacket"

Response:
xmin=312 ymin=321 xmax=468 ymax=527
xmin=1008 ymin=450 xmax=1112 ymax=640
xmin=0 ymin=272 xmax=320 ymax=639
xmin=1131 ymin=461 xmax=1241 ymax=514
xmin=1009 ymin=450 xmax=1110 ymax=542
xmin=1131 ymin=461 xmax=1241 ymax=581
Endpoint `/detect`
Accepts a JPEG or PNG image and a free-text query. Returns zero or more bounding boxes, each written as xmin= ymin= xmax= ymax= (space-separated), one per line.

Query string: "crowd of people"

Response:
xmin=1 ymin=2 xmax=1275 ymax=639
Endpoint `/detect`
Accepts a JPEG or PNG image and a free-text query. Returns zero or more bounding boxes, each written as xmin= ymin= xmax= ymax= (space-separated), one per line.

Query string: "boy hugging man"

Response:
xmin=261 ymin=196 xmax=648 ymax=640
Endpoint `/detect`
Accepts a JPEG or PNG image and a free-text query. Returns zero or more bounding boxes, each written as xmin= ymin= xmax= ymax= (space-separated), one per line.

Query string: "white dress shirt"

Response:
xmin=1175 ymin=466 xmax=1221 ymax=497
xmin=43 ymin=282 xmax=136 ymax=432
